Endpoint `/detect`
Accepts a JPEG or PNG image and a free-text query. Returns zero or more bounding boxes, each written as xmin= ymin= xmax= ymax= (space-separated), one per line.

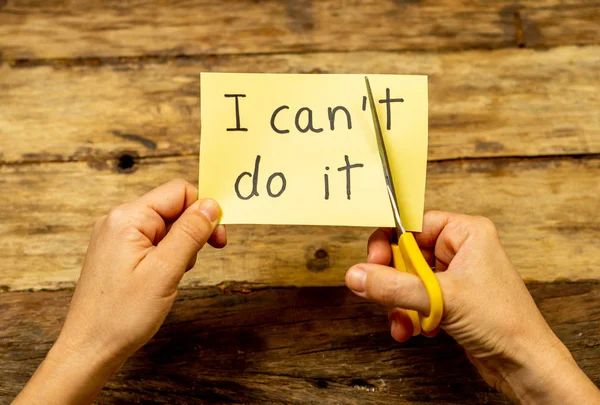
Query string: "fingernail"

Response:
xmin=198 ymin=199 xmax=220 ymax=223
xmin=346 ymin=267 xmax=367 ymax=293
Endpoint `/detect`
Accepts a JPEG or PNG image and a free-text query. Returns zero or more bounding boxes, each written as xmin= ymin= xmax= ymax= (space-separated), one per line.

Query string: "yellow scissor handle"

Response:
xmin=391 ymin=232 xmax=444 ymax=335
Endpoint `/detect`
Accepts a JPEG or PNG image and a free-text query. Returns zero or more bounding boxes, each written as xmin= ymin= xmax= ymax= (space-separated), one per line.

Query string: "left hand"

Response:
xmin=14 ymin=179 xmax=226 ymax=405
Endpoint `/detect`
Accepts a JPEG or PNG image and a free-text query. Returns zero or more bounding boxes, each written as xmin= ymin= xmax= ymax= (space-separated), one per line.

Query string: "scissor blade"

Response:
xmin=365 ymin=76 xmax=405 ymax=234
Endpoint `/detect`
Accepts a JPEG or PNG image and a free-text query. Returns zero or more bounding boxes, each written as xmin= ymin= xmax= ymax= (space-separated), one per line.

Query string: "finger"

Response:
xmin=420 ymin=247 xmax=435 ymax=268
xmin=369 ymin=228 xmax=434 ymax=267
xmin=414 ymin=211 xmax=472 ymax=268
xmin=345 ymin=263 xmax=431 ymax=315
xmin=104 ymin=202 xmax=166 ymax=246
xmin=116 ymin=179 xmax=198 ymax=245
xmin=155 ymin=221 xmax=174 ymax=245
xmin=147 ymin=198 xmax=221 ymax=282
xmin=367 ymin=228 xmax=392 ymax=264
xmin=185 ymin=222 xmax=227 ymax=273
xmin=137 ymin=179 xmax=198 ymax=222
xmin=208 ymin=224 xmax=227 ymax=249
xmin=435 ymin=257 xmax=450 ymax=272
xmin=421 ymin=326 xmax=440 ymax=338
xmin=412 ymin=211 xmax=454 ymax=248
xmin=388 ymin=308 xmax=415 ymax=343
xmin=186 ymin=254 xmax=197 ymax=272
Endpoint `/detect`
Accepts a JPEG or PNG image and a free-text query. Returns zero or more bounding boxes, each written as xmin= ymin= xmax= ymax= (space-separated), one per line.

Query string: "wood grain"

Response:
xmin=1 ymin=283 xmax=598 ymax=404
xmin=1 ymin=1 xmax=598 ymax=403
xmin=1 ymin=0 xmax=599 ymax=61
xmin=1 ymin=46 xmax=598 ymax=165
xmin=1 ymin=155 xmax=598 ymax=291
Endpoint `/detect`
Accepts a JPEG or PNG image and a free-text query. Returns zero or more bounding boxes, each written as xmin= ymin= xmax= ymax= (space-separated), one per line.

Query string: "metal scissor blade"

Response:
xmin=364 ymin=76 xmax=405 ymax=234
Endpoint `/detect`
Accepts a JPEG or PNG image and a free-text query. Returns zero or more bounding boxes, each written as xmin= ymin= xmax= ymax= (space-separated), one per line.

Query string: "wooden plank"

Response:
xmin=0 ymin=283 xmax=598 ymax=404
xmin=1 ymin=46 xmax=598 ymax=165
xmin=0 ymin=155 xmax=598 ymax=291
xmin=1 ymin=0 xmax=599 ymax=60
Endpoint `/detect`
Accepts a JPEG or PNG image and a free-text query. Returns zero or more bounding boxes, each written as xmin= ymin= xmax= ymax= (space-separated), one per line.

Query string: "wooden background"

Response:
xmin=0 ymin=1 xmax=598 ymax=403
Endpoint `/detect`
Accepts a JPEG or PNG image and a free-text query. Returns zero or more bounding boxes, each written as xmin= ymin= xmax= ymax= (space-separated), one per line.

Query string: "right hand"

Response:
xmin=345 ymin=211 xmax=600 ymax=404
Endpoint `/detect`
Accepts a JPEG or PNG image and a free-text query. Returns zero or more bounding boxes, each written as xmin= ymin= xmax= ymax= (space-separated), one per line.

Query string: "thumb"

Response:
xmin=345 ymin=263 xmax=431 ymax=315
xmin=148 ymin=198 xmax=220 ymax=282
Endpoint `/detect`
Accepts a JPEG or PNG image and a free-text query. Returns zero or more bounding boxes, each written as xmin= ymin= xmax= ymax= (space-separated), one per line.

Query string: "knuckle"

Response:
xmin=135 ymin=206 xmax=156 ymax=224
xmin=379 ymin=278 xmax=403 ymax=306
xmin=176 ymin=213 xmax=212 ymax=247
xmin=169 ymin=178 xmax=191 ymax=188
xmin=379 ymin=285 xmax=396 ymax=305
xmin=373 ymin=273 xmax=423 ymax=308
xmin=106 ymin=206 xmax=130 ymax=229
xmin=169 ymin=178 xmax=195 ymax=194
xmin=93 ymin=215 xmax=107 ymax=231
xmin=445 ymin=218 xmax=464 ymax=236
xmin=105 ymin=204 xmax=151 ymax=234
xmin=473 ymin=216 xmax=498 ymax=237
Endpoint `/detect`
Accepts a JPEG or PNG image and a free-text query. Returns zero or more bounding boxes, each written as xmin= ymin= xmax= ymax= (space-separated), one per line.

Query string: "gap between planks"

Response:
xmin=2 ymin=45 xmax=598 ymax=164
xmin=1 ymin=0 xmax=598 ymax=60
xmin=4 ymin=280 xmax=599 ymax=296
xmin=1 ymin=151 xmax=598 ymax=169
xmin=3 ymin=42 xmax=581 ymax=70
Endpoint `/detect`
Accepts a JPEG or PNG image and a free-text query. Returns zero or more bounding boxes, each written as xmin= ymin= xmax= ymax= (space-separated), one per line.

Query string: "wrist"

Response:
xmin=502 ymin=336 xmax=567 ymax=402
xmin=501 ymin=334 xmax=598 ymax=405
xmin=47 ymin=334 xmax=124 ymax=378
xmin=13 ymin=336 xmax=124 ymax=405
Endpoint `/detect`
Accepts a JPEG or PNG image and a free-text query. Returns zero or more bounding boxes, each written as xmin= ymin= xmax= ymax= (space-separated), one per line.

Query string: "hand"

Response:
xmin=345 ymin=211 xmax=599 ymax=405
xmin=14 ymin=179 xmax=226 ymax=405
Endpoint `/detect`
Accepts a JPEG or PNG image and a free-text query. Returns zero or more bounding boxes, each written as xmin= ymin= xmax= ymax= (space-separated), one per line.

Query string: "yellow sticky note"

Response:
xmin=199 ymin=73 xmax=428 ymax=231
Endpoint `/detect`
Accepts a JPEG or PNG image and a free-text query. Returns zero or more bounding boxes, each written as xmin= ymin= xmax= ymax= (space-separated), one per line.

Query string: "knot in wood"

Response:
xmin=116 ymin=152 xmax=138 ymax=173
xmin=306 ymin=248 xmax=330 ymax=272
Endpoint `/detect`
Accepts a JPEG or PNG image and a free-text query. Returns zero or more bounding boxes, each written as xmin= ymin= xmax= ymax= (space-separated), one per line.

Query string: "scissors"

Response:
xmin=364 ymin=76 xmax=443 ymax=335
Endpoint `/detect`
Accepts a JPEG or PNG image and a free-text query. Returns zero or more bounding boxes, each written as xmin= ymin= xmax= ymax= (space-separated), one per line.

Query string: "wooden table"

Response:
xmin=1 ymin=1 xmax=598 ymax=403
